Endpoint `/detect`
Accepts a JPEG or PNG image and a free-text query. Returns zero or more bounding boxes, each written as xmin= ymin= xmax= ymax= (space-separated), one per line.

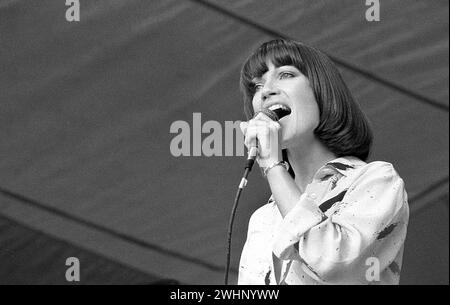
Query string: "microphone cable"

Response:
xmin=224 ymin=108 xmax=279 ymax=285
xmin=224 ymin=150 xmax=256 ymax=285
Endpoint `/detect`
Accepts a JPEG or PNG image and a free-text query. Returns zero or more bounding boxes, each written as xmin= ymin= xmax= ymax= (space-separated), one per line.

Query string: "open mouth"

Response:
xmin=267 ymin=104 xmax=292 ymax=120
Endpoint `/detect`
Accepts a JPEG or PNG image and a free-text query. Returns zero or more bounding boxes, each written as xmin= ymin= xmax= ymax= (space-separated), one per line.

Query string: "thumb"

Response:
xmin=239 ymin=121 xmax=248 ymax=135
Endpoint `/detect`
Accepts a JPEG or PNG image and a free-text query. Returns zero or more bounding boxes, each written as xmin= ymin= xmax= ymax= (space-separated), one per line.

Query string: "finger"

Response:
xmin=268 ymin=119 xmax=281 ymax=130
xmin=248 ymin=118 xmax=281 ymax=133
xmin=245 ymin=125 xmax=272 ymax=149
xmin=239 ymin=121 xmax=248 ymax=135
xmin=253 ymin=111 xmax=273 ymax=122
xmin=247 ymin=118 xmax=272 ymax=128
xmin=244 ymin=126 xmax=259 ymax=149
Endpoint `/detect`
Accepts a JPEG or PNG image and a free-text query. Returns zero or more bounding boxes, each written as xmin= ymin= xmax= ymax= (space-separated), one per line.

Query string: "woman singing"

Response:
xmin=238 ymin=39 xmax=409 ymax=285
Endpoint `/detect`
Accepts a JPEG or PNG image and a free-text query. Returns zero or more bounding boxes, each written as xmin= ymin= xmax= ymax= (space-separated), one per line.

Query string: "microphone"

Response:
xmin=225 ymin=106 xmax=290 ymax=285
xmin=258 ymin=107 xmax=281 ymax=122
xmin=246 ymin=107 xmax=289 ymax=168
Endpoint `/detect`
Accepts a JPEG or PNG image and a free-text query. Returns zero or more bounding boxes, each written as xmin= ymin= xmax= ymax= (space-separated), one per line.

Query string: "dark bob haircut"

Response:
xmin=240 ymin=39 xmax=373 ymax=161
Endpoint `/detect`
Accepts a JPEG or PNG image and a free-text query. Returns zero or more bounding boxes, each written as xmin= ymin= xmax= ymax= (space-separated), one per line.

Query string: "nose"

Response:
xmin=261 ymin=87 xmax=280 ymax=102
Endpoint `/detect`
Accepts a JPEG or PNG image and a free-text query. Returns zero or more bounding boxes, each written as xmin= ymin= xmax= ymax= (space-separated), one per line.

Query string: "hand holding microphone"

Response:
xmin=239 ymin=108 xmax=285 ymax=170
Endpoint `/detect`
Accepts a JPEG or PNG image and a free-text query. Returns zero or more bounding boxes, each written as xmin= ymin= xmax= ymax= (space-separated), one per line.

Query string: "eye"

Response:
xmin=279 ymin=71 xmax=295 ymax=79
xmin=253 ymin=82 xmax=264 ymax=91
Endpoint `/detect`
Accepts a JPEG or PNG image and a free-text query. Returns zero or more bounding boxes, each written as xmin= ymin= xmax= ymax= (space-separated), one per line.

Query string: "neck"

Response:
xmin=286 ymin=140 xmax=337 ymax=193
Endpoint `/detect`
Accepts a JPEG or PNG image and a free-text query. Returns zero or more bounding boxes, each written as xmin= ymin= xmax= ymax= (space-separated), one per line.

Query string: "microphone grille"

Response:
xmin=255 ymin=108 xmax=279 ymax=121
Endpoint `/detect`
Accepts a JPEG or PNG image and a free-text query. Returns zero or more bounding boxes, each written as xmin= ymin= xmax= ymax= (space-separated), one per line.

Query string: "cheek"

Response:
xmin=304 ymin=102 xmax=321 ymax=129
xmin=251 ymin=95 xmax=261 ymax=113
xmin=306 ymin=99 xmax=320 ymax=122
xmin=293 ymin=93 xmax=320 ymax=130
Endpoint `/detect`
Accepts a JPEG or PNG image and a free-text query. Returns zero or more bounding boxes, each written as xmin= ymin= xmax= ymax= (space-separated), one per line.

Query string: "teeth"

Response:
xmin=268 ymin=104 xmax=290 ymax=111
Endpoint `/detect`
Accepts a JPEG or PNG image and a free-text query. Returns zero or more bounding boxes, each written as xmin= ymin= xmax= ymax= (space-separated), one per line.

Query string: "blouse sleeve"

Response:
xmin=272 ymin=161 xmax=409 ymax=282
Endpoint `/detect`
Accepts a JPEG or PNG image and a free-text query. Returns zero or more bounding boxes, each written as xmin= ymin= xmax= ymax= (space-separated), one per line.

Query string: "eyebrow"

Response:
xmin=251 ymin=66 xmax=299 ymax=82
xmin=277 ymin=65 xmax=299 ymax=71
xmin=251 ymin=77 xmax=261 ymax=83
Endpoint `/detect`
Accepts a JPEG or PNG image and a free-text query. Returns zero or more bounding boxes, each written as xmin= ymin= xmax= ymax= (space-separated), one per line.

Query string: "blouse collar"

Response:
xmin=313 ymin=156 xmax=366 ymax=180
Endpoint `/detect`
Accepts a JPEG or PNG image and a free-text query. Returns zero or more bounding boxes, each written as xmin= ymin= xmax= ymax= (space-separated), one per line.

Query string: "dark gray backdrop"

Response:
xmin=0 ymin=0 xmax=448 ymax=284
